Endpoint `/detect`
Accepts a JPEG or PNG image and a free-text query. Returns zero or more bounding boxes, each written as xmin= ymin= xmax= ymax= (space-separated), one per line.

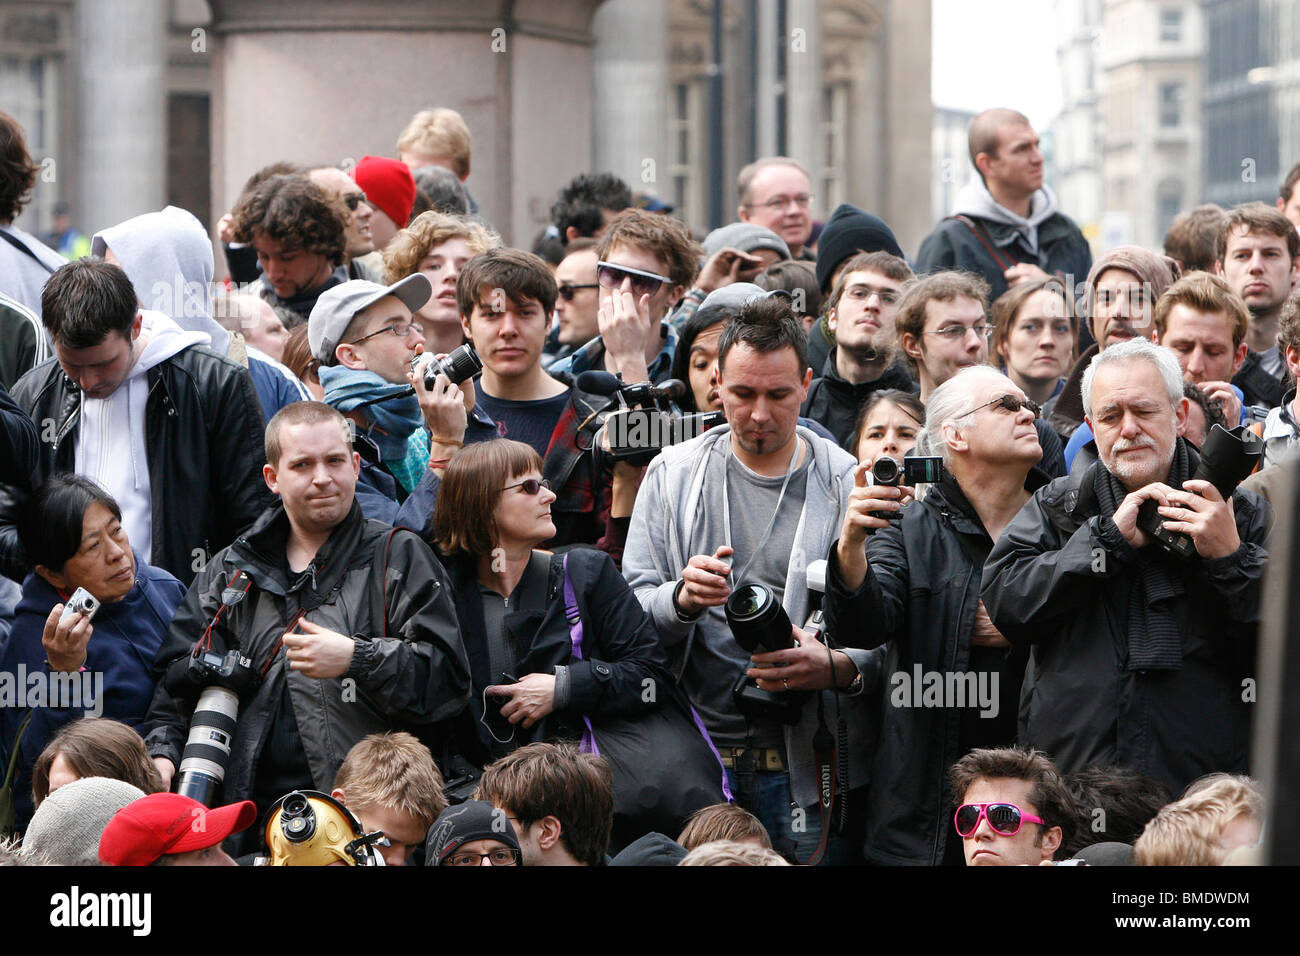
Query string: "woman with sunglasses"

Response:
xmin=431 ymin=440 xmax=673 ymax=771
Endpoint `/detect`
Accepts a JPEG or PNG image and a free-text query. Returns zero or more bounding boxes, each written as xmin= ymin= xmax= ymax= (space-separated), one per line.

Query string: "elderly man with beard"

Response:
xmin=982 ymin=338 xmax=1269 ymax=797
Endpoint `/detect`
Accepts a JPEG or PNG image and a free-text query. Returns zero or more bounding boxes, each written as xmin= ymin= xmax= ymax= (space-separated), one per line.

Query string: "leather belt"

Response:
xmin=716 ymin=747 xmax=786 ymax=772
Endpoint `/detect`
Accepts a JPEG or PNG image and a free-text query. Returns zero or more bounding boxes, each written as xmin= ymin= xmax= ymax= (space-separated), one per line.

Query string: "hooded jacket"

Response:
xmin=917 ymin=181 xmax=1092 ymax=304
xmin=0 ymin=554 xmax=185 ymax=827
xmin=800 ymin=354 xmax=918 ymax=451
xmin=981 ymin=453 xmax=1270 ymax=797
xmin=0 ymin=322 xmax=273 ymax=586
xmin=143 ymin=500 xmax=471 ymax=814
xmin=822 ymin=473 xmax=1039 ymax=865
xmin=622 ymin=424 xmax=884 ymax=809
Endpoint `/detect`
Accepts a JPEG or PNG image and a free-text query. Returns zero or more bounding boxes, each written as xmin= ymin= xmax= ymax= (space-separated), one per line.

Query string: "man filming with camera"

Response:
xmin=144 ymin=402 xmax=470 ymax=855
xmin=982 ymin=338 xmax=1270 ymax=798
xmin=823 ymin=366 xmax=1044 ymax=865
xmin=623 ymin=296 xmax=879 ymax=864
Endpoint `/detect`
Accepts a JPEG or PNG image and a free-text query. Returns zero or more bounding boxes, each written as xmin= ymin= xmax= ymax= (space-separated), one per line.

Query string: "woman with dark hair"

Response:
xmin=670 ymin=305 xmax=733 ymax=414
xmin=850 ymin=389 xmax=926 ymax=467
xmin=0 ymin=474 xmax=184 ymax=828
xmin=30 ymin=718 xmax=164 ymax=808
xmin=432 ymin=441 xmax=673 ymax=761
xmin=989 ymin=277 xmax=1076 ymax=408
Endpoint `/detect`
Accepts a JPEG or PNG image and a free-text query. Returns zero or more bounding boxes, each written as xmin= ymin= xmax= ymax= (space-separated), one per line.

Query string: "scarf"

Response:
xmin=1091 ymin=439 xmax=1191 ymax=671
xmin=319 ymin=365 xmax=424 ymax=461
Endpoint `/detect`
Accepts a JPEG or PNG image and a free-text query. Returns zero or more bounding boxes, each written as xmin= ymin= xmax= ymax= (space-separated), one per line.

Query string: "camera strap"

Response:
xmin=724 ymin=436 xmax=802 ymax=588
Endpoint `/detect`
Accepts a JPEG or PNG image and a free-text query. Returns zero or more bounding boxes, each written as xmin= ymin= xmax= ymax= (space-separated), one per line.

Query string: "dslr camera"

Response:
xmin=726 ymin=583 xmax=809 ymax=725
xmin=173 ymin=648 xmax=260 ymax=807
xmin=411 ymin=343 xmax=483 ymax=389
xmin=1136 ymin=424 xmax=1261 ymax=560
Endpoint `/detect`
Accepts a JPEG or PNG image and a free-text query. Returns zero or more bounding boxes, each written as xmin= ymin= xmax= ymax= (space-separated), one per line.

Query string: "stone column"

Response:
xmin=76 ymin=0 xmax=167 ymax=234
xmin=591 ymin=0 xmax=668 ymax=200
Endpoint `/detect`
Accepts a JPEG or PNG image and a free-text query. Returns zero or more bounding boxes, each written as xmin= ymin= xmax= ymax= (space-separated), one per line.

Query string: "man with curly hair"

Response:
xmin=231 ymin=173 xmax=349 ymax=324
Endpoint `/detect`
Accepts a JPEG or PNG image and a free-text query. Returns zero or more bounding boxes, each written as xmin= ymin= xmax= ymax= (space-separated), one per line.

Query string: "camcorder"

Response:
xmin=411 ymin=343 xmax=482 ymax=389
xmin=726 ymin=582 xmax=809 ymax=725
xmin=1136 ymin=424 xmax=1261 ymax=560
xmin=580 ymin=370 xmax=724 ymax=468
xmin=867 ymin=455 xmax=945 ymax=528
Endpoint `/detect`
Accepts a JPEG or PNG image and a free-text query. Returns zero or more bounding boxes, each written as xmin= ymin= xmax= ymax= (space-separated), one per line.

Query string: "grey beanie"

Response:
xmin=23 ymin=777 xmax=147 ymax=865
xmin=701 ymin=223 xmax=791 ymax=260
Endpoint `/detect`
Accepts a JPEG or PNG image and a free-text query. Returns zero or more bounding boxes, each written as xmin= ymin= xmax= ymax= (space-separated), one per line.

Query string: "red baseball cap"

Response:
xmin=98 ymin=792 xmax=257 ymax=866
xmin=352 ymin=156 xmax=416 ymax=228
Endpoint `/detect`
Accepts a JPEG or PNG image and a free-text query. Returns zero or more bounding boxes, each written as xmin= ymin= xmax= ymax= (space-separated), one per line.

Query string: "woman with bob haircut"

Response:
xmin=0 ymin=474 xmax=184 ymax=828
xmin=989 ymin=276 xmax=1077 ymax=410
xmin=30 ymin=717 xmax=165 ymax=808
xmin=431 ymin=440 xmax=673 ymax=766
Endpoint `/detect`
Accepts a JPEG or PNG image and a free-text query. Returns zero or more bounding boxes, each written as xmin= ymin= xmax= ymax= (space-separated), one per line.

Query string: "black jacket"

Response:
xmin=441 ymin=547 xmax=674 ymax=767
xmin=144 ymin=500 xmax=471 ymax=817
xmin=916 ymin=213 xmax=1092 ymax=305
xmin=0 ymin=347 xmax=273 ymax=585
xmin=823 ymin=473 xmax=1037 ymax=865
xmin=1232 ymin=348 xmax=1287 ymax=411
xmin=0 ymin=381 xmax=37 ymax=490
xmin=800 ymin=355 xmax=918 ymax=452
xmin=981 ymin=454 xmax=1270 ymax=796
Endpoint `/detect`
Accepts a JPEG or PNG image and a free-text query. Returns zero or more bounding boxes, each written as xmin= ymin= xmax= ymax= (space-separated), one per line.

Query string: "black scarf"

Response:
xmin=1092 ymin=439 xmax=1191 ymax=671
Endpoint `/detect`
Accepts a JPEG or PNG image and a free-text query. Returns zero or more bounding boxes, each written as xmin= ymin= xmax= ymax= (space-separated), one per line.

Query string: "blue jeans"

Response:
xmin=724 ymin=768 xmax=859 ymax=865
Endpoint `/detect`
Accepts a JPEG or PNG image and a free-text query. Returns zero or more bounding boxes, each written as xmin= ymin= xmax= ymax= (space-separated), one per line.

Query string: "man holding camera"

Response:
xmin=823 ymin=366 xmax=1044 ymax=865
xmin=623 ymin=297 xmax=879 ymax=864
xmin=145 ymin=402 xmax=470 ymax=854
xmin=982 ymin=338 xmax=1270 ymax=797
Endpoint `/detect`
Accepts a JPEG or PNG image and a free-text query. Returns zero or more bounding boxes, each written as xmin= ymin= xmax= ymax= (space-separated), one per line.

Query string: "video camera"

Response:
xmin=1136 ymin=424 xmax=1261 ymax=560
xmin=579 ymin=370 xmax=724 ymax=468
xmin=866 ymin=455 xmax=945 ymax=529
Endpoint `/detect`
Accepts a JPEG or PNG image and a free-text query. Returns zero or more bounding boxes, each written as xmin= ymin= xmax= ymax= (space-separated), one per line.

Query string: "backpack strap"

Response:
xmin=561 ymin=553 xmax=600 ymax=755
xmin=0 ymin=229 xmax=55 ymax=274
xmin=947 ymin=215 xmax=1017 ymax=271
xmin=368 ymin=528 xmax=404 ymax=638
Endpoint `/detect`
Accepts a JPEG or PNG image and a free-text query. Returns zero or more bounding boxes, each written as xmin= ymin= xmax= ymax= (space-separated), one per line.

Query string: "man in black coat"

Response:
xmin=823 ymin=366 xmax=1044 ymax=865
xmin=0 ymin=259 xmax=272 ymax=585
xmin=983 ymin=339 xmax=1269 ymax=798
xmin=917 ymin=108 xmax=1091 ymax=306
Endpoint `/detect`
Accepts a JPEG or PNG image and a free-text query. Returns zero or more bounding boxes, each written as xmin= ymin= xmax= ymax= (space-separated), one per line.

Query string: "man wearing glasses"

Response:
xmin=897 ymin=271 xmax=1066 ymax=480
xmin=983 ymin=338 xmax=1270 ymax=799
xmin=736 ymin=157 xmax=816 ymax=260
xmin=545 ymin=238 xmax=603 ymax=367
xmin=948 ymin=748 xmax=1076 ymax=866
xmin=801 ymin=250 xmax=918 ymax=450
xmin=308 ymin=166 xmax=380 ymax=282
xmin=823 ymin=366 xmax=1045 ymax=864
xmin=308 ymin=274 xmax=434 ymax=522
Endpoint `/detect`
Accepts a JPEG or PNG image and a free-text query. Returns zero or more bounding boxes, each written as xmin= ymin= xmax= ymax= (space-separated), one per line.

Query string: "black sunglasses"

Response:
xmin=955 ymin=394 xmax=1041 ymax=420
xmin=596 ymin=261 xmax=670 ymax=297
xmin=502 ymin=478 xmax=552 ymax=495
xmin=557 ymin=283 xmax=600 ymax=302
xmin=343 ymin=192 xmax=368 ymax=211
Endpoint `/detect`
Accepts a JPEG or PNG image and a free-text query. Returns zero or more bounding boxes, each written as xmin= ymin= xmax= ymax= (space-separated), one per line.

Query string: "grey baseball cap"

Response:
xmin=699 ymin=281 xmax=790 ymax=314
xmin=308 ymin=273 xmax=432 ymax=365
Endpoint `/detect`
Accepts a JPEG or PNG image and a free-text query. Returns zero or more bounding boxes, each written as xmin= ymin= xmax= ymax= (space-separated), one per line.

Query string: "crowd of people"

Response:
xmin=0 ymin=101 xmax=1287 ymax=866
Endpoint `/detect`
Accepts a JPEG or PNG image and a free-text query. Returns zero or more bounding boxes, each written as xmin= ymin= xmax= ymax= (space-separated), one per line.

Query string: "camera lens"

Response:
xmin=725 ymin=583 xmax=793 ymax=654
xmin=871 ymin=456 xmax=900 ymax=485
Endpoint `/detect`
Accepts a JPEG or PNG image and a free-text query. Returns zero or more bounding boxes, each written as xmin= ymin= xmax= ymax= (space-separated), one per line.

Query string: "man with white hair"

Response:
xmin=823 ymin=365 xmax=1043 ymax=864
xmin=982 ymin=338 xmax=1270 ymax=797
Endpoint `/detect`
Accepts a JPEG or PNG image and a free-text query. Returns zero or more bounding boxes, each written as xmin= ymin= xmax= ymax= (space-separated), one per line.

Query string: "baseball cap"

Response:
xmin=699 ymin=281 xmax=790 ymax=314
xmin=307 ymin=274 xmax=432 ymax=365
xmin=98 ymin=792 xmax=257 ymax=866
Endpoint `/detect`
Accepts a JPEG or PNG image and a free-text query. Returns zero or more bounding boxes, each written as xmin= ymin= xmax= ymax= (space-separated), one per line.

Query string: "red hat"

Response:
xmin=98 ymin=792 xmax=257 ymax=866
xmin=352 ymin=156 xmax=416 ymax=228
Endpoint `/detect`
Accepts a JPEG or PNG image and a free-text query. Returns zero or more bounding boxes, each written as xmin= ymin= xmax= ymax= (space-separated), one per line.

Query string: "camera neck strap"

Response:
xmin=724 ymin=435 xmax=803 ymax=589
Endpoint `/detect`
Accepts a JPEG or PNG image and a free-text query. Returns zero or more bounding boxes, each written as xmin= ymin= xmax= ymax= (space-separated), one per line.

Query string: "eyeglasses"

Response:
xmin=342 ymin=191 xmax=369 ymax=211
xmin=557 ymin=283 xmax=600 ymax=302
xmin=596 ymin=261 xmax=671 ymax=297
xmin=443 ymin=848 xmax=521 ymax=867
xmin=502 ymin=477 xmax=552 ymax=495
xmin=927 ymin=323 xmax=993 ymax=341
xmin=844 ymin=286 xmax=899 ymax=305
xmin=744 ymin=193 xmax=813 ymax=212
xmin=349 ymin=319 xmax=425 ymax=345
xmin=954 ymin=393 xmax=1042 ymax=420
xmin=954 ymin=803 xmax=1046 ymax=838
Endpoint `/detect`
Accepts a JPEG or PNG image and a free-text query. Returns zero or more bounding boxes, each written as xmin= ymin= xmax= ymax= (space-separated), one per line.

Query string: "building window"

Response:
xmin=820 ymin=81 xmax=849 ymax=213
xmin=1157 ymin=184 xmax=1183 ymax=239
xmin=1160 ymin=7 xmax=1183 ymax=43
xmin=668 ymin=80 xmax=701 ymax=227
xmin=1159 ymin=83 xmax=1183 ymax=128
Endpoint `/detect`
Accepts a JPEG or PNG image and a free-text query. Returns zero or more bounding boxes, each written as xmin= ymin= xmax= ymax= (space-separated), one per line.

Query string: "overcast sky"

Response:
xmin=931 ymin=0 xmax=1064 ymax=128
